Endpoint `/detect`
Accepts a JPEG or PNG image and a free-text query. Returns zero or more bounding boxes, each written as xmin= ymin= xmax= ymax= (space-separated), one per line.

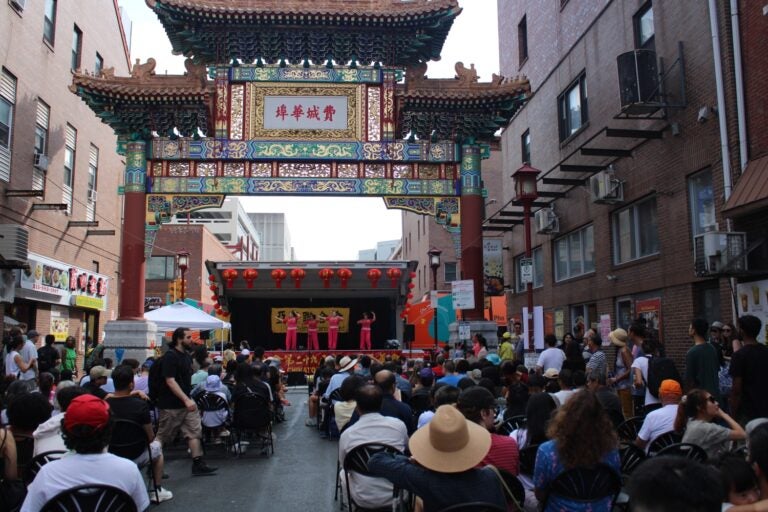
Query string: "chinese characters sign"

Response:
xmin=264 ymin=96 xmax=348 ymax=130
xmin=18 ymin=252 xmax=110 ymax=311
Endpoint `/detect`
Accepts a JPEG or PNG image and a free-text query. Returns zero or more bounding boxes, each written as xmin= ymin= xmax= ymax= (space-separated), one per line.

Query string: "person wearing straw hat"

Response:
xmin=324 ymin=356 xmax=358 ymax=401
xmin=607 ymin=328 xmax=635 ymax=419
xmin=368 ymin=404 xmax=506 ymax=512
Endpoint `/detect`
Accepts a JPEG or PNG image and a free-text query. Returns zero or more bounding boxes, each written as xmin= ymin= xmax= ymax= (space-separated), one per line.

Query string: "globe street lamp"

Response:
xmin=177 ymin=249 xmax=190 ymax=301
xmin=428 ymin=247 xmax=442 ymax=353
xmin=512 ymin=164 xmax=540 ymax=354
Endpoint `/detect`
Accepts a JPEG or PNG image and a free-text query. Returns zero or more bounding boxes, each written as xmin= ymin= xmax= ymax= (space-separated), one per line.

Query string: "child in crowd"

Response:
xmin=720 ymin=456 xmax=760 ymax=510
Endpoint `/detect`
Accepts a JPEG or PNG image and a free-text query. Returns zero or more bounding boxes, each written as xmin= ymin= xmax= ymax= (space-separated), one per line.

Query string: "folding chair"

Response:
xmin=23 ymin=450 xmax=66 ymax=485
xmin=647 ymin=430 xmax=683 ymax=455
xmin=498 ymin=415 xmax=526 ymax=436
xmin=343 ymin=443 xmax=404 ymax=512
xmin=618 ymin=443 xmax=647 ymax=482
xmin=195 ymin=392 xmax=231 ymax=452
xmin=231 ymin=392 xmax=274 ymax=456
xmin=13 ymin=433 xmax=35 ymax=478
xmin=616 ymin=416 xmax=644 ymax=443
xmin=108 ymin=419 xmax=159 ymax=503
xmin=540 ymin=463 xmax=622 ymax=511
xmin=656 ymin=442 xmax=708 ymax=463
xmin=41 ymin=484 xmax=137 ymax=512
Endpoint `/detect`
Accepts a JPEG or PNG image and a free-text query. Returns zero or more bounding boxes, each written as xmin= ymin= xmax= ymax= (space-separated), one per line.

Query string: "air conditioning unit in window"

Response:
xmin=589 ymin=170 xmax=624 ymax=204
xmin=33 ymin=152 xmax=49 ymax=171
xmin=534 ymin=208 xmax=559 ymax=235
xmin=87 ymin=189 xmax=98 ymax=202
xmin=0 ymin=224 xmax=29 ymax=268
xmin=9 ymin=0 xmax=26 ymax=12
xmin=693 ymin=231 xmax=747 ymax=277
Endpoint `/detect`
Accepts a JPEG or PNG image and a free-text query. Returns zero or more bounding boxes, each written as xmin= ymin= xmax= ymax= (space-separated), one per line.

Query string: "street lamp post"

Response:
xmin=428 ymin=247 xmax=442 ymax=354
xmin=177 ymin=249 xmax=190 ymax=301
xmin=512 ymin=165 xmax=540 ymax=354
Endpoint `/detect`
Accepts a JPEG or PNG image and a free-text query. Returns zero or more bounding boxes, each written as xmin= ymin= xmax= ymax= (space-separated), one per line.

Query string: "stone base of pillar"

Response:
xmin=103 ymin=320 xmax=159 ymax=365
xmin=447 ymin=320 xmax=499 ymax=352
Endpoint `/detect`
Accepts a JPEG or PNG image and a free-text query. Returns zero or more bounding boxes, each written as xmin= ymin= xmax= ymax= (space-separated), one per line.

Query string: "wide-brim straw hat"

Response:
xmin=408 ymin=405 xmax=491 ymax=473
xmin=339 ymin=356 xmax=358 ymax=372
xmin=609 ymin=328 xmax=628 ymax=347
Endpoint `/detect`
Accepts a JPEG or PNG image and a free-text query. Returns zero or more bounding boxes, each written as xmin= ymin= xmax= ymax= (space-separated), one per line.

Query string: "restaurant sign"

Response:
xmin=18 ymin=253 xmax=109 ymax=311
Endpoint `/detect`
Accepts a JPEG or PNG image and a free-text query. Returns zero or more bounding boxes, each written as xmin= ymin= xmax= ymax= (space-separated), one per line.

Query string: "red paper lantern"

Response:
xmin=221 ymin=269 xmax=238 ymax=288
xmin=208 ymin=284 xmax=217 ymax=292
xmin=318 ymin=268 xmax=334 ymax=288
xmin=337 ymin=268 xmax=352 ymax=288
xmin=407 ymin=293 xmax=413 ymax=299
xmin=216 ymin=308 xmax=223 ymax=316
xmin=243 ymin=268 xmax=258 ymax=289
xmin=210 ymin=294 xmax=218 ymax=301
xmin=386 ymin=268 xmax=402 ymax=288
xmin=271 ymin=269 xmax=287 ymax=288
xmin=290 ymin=268 xmax=306 ymax=289
xmin=408 ymin=282 xmax=415 ymax=289
xmin=213 ymin=302 xmax=220 ymax=309
xmin=223 ymin=311 xmax=231 ymax=318
xmin=367 ymin=268 xmax=382 ymax=288
xmin=410 ymin=272 xmax=417 ymax=279
xmin=208 ymin=275 xmax=216 ymax=282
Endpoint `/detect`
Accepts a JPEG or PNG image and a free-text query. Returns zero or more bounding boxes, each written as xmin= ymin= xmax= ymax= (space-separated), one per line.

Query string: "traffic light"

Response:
xmin=167 ymin=279 xmax=179 ymax=303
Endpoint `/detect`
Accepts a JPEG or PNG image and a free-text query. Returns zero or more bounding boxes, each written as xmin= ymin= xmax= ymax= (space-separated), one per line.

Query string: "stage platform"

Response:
xmin=261 ymin=349 xmax=426 ymax=374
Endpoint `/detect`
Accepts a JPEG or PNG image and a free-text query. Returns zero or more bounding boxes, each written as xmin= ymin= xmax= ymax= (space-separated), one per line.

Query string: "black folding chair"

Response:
xmin=108 ymin=419 xmax=159 ymax=502
xmin=494 ymin=468 xmax=526 ymax=511
xmin=13 ymin=433 xmax=35 ymax=478
xmin=231 ymin=392 xmax=274 ymax=456
xmin=540 ymin=463 xmax=622 ymax=511
xmin=616 ymin=417 xmax=644 ymax=443
xmin=41 ymin=484 xmax=137 ymax=512
xmin=23 ymin=450 xmax=66 ymax=485
xmin=343 ymin=443 xmax=403 ymax=512
xmin=618 ymin=443 xmax=647 ymax=481
xmin=498 ymin=415 xmax=527 ymax=436
xmin=195 ymin=392 xmax=231 ymax=452
xmin=647 ymin=430 xmax=683 ymax=455
xmin=438 ymin=503 xmax=505 ymax=512
xmin=518 ymin=444 xmax=540 ymax=477
xmin=656 ymin=442 xmax=708 ymax=463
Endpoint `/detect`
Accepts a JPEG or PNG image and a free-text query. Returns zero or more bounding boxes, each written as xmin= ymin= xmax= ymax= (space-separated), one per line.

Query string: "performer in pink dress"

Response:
xmin=277 ymin=311 xmax=299 ymax=350
xmin=305 ymin=313 xmax=319 ymax=351
xmin=357 ymin=311 xmax=376 ymax=350
xmin=321 ymin=310 xmax=343 ymax=350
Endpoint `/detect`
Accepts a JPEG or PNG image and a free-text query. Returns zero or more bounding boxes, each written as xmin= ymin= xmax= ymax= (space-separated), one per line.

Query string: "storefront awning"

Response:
xmin=723 ymin=154 xmax=768 ymax=218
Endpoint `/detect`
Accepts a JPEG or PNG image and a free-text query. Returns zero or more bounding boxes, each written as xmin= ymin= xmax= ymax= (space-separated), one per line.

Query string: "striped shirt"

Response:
xmin=586 ymin=349 xmax=607 ymax=380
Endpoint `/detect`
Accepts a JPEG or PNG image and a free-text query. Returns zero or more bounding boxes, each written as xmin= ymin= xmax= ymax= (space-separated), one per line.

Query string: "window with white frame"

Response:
xmin=688 ymin=169 xmax=715 ymax=236
xmin=612 ymin=196 xmax=659 ymax=264
xmin=554 ymin=225 xmax=595 ymax=281
xmin=71 ymin=25 xmax=82 ymax=71
xmin=34 ymin=100 xmax=50 ymax=155
xmin=0 ymin=69 xmax=16 ymax=182
xmin=146 ymin=256 xmax=176 ymax=280
xmin=43 ymin=0 xmax=57 ymax=45
xmin=444 ymin=262 xmax=457 ymax=283
xmin=87 ymin=145 xmax=98 ymax=199
xmin=64 ymin=125 xmax=76 ymax=187
xmin=515 ymin=247 xmax=543 ymax=292
xmin=558 ymin=72 xmax=588 ymax=141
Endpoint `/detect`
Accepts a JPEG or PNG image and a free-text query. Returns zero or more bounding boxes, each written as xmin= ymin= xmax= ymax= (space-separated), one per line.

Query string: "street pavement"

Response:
xmin=158 ymin=388 xmax=340 ymax=511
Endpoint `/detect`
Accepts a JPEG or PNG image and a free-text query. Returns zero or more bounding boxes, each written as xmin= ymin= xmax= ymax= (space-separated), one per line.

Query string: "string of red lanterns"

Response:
xmin=290 ymin=268 xmax=306 ymax=288
xmin=318 ymin=268 xmax=334 ymax=288
xmin=367 ymin=268 xmax=381 ymax=288
xmin=243 ymin=268 xmax=258 ymax=288
xmin=271 ymin=268 xmax=287 ymax=288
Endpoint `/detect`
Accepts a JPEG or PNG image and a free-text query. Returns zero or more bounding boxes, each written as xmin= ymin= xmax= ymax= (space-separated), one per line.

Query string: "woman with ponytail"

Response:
xmin=675 ymin=388 xmax=746 ymax=460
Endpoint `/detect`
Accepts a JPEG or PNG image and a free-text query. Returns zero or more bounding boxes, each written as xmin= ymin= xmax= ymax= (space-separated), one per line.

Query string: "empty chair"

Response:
xmin=40 ymin=484 xmax=137 ymax=512
xmin=655 ymin=443 xmax=708 ymax=463
xmin=231 ymin=392 xmax=273 ymax=456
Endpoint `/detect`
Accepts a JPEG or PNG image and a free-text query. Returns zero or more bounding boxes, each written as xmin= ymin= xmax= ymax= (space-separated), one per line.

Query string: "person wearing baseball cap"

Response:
xmin=634 ymin=379 xmax=683 ymax=453
xmin=499 ymin=331 xmax=515 ymax=361
xmin=21 ymin=395 xmax=150 ymax=511
xmin=368 ymin=404 xmax=506 ymax=511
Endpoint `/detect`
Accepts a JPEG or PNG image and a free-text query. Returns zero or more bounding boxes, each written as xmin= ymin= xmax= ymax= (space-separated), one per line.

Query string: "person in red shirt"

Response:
xmin=357 ymin=312 xmax=376 ymax=350
xmin=276 ymin=311 xmax=299 ymax=350
xmin=321 ymin=310 xmax=344 ymax=350
xmin=305 ymin=313 xmax=320 ymax=351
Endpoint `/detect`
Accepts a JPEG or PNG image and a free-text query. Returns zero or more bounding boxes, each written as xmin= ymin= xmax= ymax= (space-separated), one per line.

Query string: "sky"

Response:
xmin=118 ymin=0 xmax=499 ymax=260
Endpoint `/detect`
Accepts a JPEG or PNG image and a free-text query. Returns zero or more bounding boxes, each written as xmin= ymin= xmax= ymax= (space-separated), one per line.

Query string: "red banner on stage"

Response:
xmin=263 ymin=350 xmax=403 ymax=374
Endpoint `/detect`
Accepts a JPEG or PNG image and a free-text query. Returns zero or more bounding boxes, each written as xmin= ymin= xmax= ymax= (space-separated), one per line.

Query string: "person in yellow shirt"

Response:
xmin=499 ymin=331 xmax=515 ymax=362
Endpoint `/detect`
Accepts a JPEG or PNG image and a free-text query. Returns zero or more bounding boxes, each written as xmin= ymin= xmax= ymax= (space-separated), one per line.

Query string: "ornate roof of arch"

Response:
xmin=146 ymin=0 xmax=461 ymax=66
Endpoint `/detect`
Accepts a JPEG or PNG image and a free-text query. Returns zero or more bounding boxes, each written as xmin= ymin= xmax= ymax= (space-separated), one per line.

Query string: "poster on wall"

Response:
xmin=483 ymin=238 xmax=504 ymax=296
xmin=736 ymin=279 xmax=768 ymax=343
xmin=49 ymin=306 xmax=69 ymax=342
xmin=521 ymin=306 xmax=545 ymax=351
xmin=554 ymin=309 xmax=565 ymax=341
xmin=636 ymin=298 xmax=663 ymax=347
xmin=600 ymin=314 xmax=612 ymax=346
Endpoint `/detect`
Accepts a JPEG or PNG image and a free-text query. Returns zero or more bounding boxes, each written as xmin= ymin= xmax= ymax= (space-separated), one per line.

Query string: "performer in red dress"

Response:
xmin=305 ymin=313 xmax=320 ymax=351
xmin=357 ymin=311 xmax=376 ymax=350
xmin=321 ymin=310 xmax=343 ymax=350
xmin=277 ymin=311 xmax=299 ymax=350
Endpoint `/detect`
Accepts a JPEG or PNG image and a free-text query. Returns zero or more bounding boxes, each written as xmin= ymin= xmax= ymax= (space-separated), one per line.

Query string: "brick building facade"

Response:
xmin=495 ymin=0 xmax=763 ymax=365
xmin=1 ymin=1 xmax=131 ymax=363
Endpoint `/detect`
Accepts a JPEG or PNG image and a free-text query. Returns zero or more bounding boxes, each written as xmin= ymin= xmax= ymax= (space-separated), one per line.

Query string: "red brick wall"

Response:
xmin=739 ymin=0 xmax=768 ymax=161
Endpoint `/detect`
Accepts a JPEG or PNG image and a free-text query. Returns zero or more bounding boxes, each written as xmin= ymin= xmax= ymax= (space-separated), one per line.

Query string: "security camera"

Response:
xmin=697 ymin=106 xmax=710 ymax=123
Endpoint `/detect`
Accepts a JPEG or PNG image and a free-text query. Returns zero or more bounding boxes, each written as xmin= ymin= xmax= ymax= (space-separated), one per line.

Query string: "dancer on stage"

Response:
xmin=357 ymin=311 xmax=376 ymax=350
xmin=320 ymin=310 xmax=343 ymax=350
xmin=276 ymin=310 xmax=299 ymax=350
xmin=306 ymin=313 xmax=320 ymax=351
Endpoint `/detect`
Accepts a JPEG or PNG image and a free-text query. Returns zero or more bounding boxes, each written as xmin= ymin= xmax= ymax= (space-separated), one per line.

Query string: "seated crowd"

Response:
xmin=306 ymin=314 xmax=768 ymax=512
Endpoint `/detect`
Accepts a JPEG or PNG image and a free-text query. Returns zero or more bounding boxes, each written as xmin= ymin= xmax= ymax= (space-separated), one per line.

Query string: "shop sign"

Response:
xmin=18 ymin=253 xmax=110 ymax=311
xmin=737 ymin=279 xmax=768 ymax=343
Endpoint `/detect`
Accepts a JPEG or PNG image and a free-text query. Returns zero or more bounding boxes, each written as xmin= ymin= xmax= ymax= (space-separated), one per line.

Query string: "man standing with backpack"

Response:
xmin=153 ymin=327 xmax=217 ymax=476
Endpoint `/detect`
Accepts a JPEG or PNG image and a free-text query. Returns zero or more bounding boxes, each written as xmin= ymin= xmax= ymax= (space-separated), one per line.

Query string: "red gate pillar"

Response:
xmin=118 ymin=140 xmax=148 ymax=320
xmin=460 ymin=143 xmax=484 ymax=320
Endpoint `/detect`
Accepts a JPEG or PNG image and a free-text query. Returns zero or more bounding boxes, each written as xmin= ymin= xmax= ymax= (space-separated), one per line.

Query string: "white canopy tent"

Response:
xmin=144 ymin=301 xmax=231 ymax=331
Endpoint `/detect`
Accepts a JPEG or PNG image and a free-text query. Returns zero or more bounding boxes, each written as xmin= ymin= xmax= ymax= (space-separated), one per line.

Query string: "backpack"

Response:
xmin=148 ymin=353 xmax=167 ymax=402
xmin=647 ymin=355 xmax=681 ymax=398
